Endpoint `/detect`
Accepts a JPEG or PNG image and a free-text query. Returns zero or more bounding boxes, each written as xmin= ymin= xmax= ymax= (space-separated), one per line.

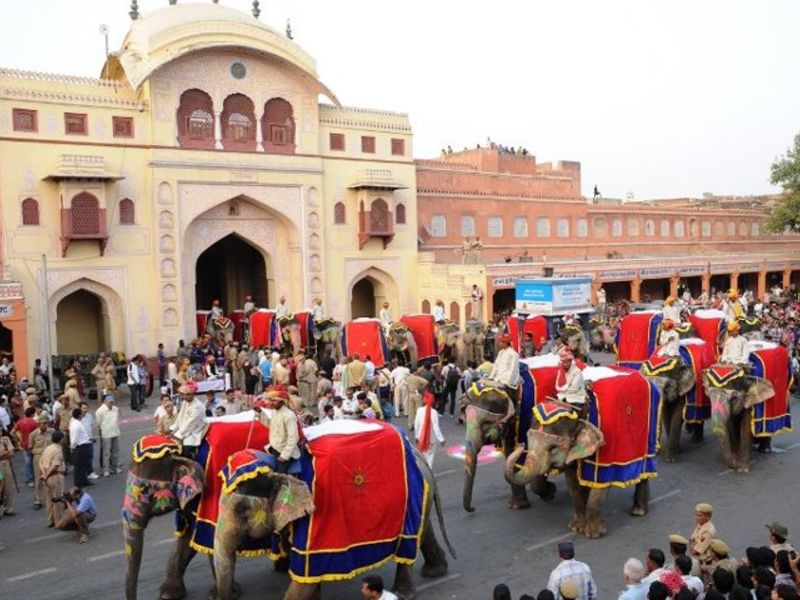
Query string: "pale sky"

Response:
xmin=2 ymin=0 xmax=798 ymax=200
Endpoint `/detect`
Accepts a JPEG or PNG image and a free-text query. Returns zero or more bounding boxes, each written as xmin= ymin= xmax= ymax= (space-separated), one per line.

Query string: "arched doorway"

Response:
xmin=195 ymin=234 xmax=268 ymax=312
xmin=351 ymin=278 xmax=376 ymax=318
xmin=0 ymin=322 xmax=12 ymax=357
xmin=56 ymin=289 xmax=106 ymax=354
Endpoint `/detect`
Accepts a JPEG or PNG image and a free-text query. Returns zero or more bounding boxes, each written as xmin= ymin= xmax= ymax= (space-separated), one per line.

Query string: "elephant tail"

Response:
xmin=432 ymin=483 xmax=458 ymax=559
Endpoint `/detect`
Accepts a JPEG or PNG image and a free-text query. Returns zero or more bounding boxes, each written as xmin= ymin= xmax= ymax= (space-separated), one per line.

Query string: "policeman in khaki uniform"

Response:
xmin=708 ymin=539 xmax=738 ymax=575
xmin=668 ymin=534 xmax=701 ymax=577
xmin=0 ymin=427 xmax=16 ymax=515
xmin=28 ymin=414 xmax=53 ymax=509
xmin=40 ymin=430 xmax=66 ymax=526
xmin=690 ymin=503 xmax=718 ymax=581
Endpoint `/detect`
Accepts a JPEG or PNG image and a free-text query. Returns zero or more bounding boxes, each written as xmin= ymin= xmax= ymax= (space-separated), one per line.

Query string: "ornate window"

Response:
xmin=674 ymin=220 xmax=685 ymax=237
xmin=13 ymin=109 xmax=37 ymax=132
xmin=112 ymin=116 xmax=134 ymax=138
xmin=369 ymin=199 xmax=390 ymax=232
xmin=611 ymin=218 xmax=623 ymax=237
xmin=329 ymin=133 xmax=345 ymax=151
xmin=395 ymin=203 xmax=406 ymax=224
xmin=334 ymin=202 xmax=346 ymax=224
xmin=628 ymin=218 xmax=640 ymax=237
xmin=450 ymin=301 xmax=460 ymax=322
xmin=715 ymin=221 xmax=724 ymax=236
xmin=513 ymin=217 xmax=528 ymax=238
xmin=576 ymin=218 xmax=588 ymax=238
xmin=21 ymin=198 xmax=39 ymax=225
xmin=460 ymin=215 xmax=475 ymax=236
xmin=536 ymin=217 xmax=550 ymax=237
xmin=119 ymin=199 xmax=135 ymax=225
xmin=71 ymin=193 xmax=100 ymax=234
xmin=727 ymin=222 xmax=736 ymax=236
xmin=556 ymin=218 xmax=570 ymax=238
xmin=593 ymin=217 xmax=606 ymax=236
xmin=702 ymin=221 xmax=712 ymax=237
xmin=177 ymin=89 xmax=214 ymax=149
xmin=430 ymin=215 xmax=446 ymax=237
xmin=221 ymin=94 xmax=255 ymax=150
xmin=361 ymin=136 xmax=376 ymax=153
xmin=391 ymin=138 xmax=405 ymax=156
xmin=751 ymin=222 xmax=760 ymax=236
xmin=64 ymin=112 xmax=87 ymax=135
xmin=488 ymin=216 xmax=503 ymax=238
xmin=660 ymin=219 xmax=670 ymax=237
xmin=644 ymin=219 xmax=655 ymax=236
xmin=262 ymin=98 xmax=295 ymax=153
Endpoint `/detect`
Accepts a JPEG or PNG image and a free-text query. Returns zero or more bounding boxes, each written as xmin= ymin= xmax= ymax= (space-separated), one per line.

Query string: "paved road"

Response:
xmin=2 ymin=386 xmax=798 ymax=600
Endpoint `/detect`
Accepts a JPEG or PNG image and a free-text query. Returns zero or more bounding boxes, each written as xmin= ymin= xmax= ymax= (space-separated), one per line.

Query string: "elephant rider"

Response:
xmin=241 ymin=294 xmax=256 ymax=341
xmin=432 ymin=300 xmax=446 ymax=324
xmin=211 ymin=299 xmax=224 ymax=319
xmin=257 ymin=391 xmax=300 ymax=474
xmin=170 ymin=383 xmax=206 ymax=459
xmin=562 ymin=313 xmax=579 ymax=328
xmin=720 ymin=321 xmax=748 ymax=366
xmin=379 ymin=301 xmax=393 ymax=336
xmin=554 ymin=350 xmax=586 ymax=413
xmin=656 ymin=319 xmax=680 ymax=357
xmin=722 ymin=289 xmax=744 ymax=324
xmin=489 ymin=334 xmax=521 ymax=424
xmin=311 ymin=297 xmax=325 ymax=322
xmin=689 ymin=503 xmax=717 ymax=581
xmin=275 ymin=295 xmax=290 ymax=319
xmin=662 ymin=296 xmax=683 ymax=325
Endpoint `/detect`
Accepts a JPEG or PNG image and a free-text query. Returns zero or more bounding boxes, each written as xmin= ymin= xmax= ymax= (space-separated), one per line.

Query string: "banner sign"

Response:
xmin=515 ymin=277 xmax=592 ymax=315
xmin=639 ymin=267 xmax=676 ymax=278
xmin=677 ymin=265 xmax=708 ymax=276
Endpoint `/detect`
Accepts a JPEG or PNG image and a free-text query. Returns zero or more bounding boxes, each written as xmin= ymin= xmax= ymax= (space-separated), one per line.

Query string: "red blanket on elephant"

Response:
xmin=689 ymin=311 xmax=725 ymax=358
xmin=748 ymin=343 xmax=792 ymax=437
xmin=291 ymin=310 xmax=315 ymax=353
xmin=507 ymin=314 xmax=548 ymax=353
xmin=250 ymin=310 xmax=276 ymax=348
xmin=678 ymin=339 xmax=717 ymax=423
xmin=579 ymin=368 xmax=660 ymax=488
xmin=400 ymin=314 xmax=438 ymax=361
xmin=288 ymin=420 xmax=427 ymax=583
xmin=616 ymin=312 xmax=663 ymax=362
xmin=187 ymin=418 xmax=270 ymax=555
xmin=341 ymin=319 xmax=390 ymax=368
xmin=196 ymin=310 xmax=211 ymax=338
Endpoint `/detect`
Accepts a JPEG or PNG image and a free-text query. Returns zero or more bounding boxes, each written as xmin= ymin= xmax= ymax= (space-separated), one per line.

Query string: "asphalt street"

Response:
xmin=2 ymin=380 xmax=798 ymax=600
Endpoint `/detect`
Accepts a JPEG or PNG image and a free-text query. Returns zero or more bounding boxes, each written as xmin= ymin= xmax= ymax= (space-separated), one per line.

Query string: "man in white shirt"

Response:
xmin=555 ymin=351 xmax=585 ymax=408
xmin=432 ymin=300 xmax=446 ymax=323
xmin=170 ymin=385 xmax=206 ymax=458
xmin=641 ymin=548 xmax=667 ymax=586
xmin=311 ymin=297 xmax=325 ymax=322
xmin=95 ymin=395 xmax=121 ymax=476
xmin=662 ymin=296 xmax=683 ymax=325
xmin=361 ymin=575 xmax=398 ymax=600
xmin=618 ymin=558 xmax=648 ymax=600
xmin=341 ymin=389 xmax=359 ymax=419
xmin=490 ymin=334 xmax=521 ymax=396
xmin=275 ymin=295 xmax=290 ymax=318
xmin=720 ymin=322 xmax=748 ymax=365
xmin=674 ymin=555 xmax=703 ymax=596
xmin=79 ymin=402 xmax=99 ymax=480
xmin=390 ymin=363 xmax=410 ymax=417
xmin=547 ymin=541 xmax=597 ymax=600
xmin=414 ymin=391 xmax=445 ymax=468
xmin=656 ymin=320 xmax=680 ymax=357
xmin=379 ymin=301 xmax=393 ymax=336
xmin=68 ymin=408 xmax=93 ymax=488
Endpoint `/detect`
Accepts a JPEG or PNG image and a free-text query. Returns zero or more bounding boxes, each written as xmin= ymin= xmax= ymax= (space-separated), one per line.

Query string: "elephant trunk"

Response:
xmin=123 ymin=519 xmax=144 ymax=600
xmin=461 ymin=422 xmax=483 ymax=513
xmin=504 ymin=445 xmax=540 ymax=488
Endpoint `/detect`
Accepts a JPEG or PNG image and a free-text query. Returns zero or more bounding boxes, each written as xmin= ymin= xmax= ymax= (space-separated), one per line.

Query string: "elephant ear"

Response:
xmin=272 ymin=474 xmax=315 ymax=533
xmin=676 ymin=368 xmax=696 ymax=397
xmin=744 ymin=377 xmax=775 ymax=409
xmin=565 ymin=420 xmax=604 ymax=464
xmin=173 ymin=459 xmax=204 ymax=511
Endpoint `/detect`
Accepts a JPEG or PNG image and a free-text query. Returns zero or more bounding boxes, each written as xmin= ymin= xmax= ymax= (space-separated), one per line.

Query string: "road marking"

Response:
xmin=526 ymin=532 xmax=573 ymax=552
xmin=88 ymin=550 xmax=125 ymax=562
xmin=416 ymin=572 xmax=462 ymax=591
xmin=785 ymin=440 xmax=800 ymax=450
xmin=154 ymin=538 xmax=175 ymax=546
xmin=8 ymin=567 xmax=57 ymax=582
xmin=651 ymin=489 xmax=681 ymax=504
xmin=26 ymin=520 xmax=119 ymax=544
xmin=436 ymin=468 xmax=460 ymax=478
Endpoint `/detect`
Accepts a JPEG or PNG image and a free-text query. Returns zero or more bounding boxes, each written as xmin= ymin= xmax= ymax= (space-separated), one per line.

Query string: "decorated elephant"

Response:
xmin=436 ymin=321 xmax=463 ymax=366
xmin=672 ymin=321 xmax=697 ymax=339
xmin=733 ymin=317 xmax=763 ymax=340
xmin=277 ymin=314 xmax=303 ymax=356
xmin=506 ymin=367 xmax=662 ymax=538
xmin=312 ymin=318 xmax=342 ymax=361
xmin=703 ymin=365 xmax=775 ymax=473
xmin=213 ymin=422 xmax=456 ymax=600
xmin=123 ymin=419 xmax=270 ymax=600
xmin=462 ymin=319 xmax=486 ymax=364
xmin=589 ymin=320 xmax=616 ymax=352
xmin=559 ymin=325 xmax=590 ymax=362
xmin=206 ymin=315 xmax=235 ymax=345
xmin=387 ymin=322 xmax=419 ymax=368
xmin=461 ymin=379 xmax=534 ymax=513
xmin=637 ymin=357 xmax=696 ymax=462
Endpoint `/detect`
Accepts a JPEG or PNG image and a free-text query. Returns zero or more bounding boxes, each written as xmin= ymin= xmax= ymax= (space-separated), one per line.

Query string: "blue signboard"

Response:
xmin=515 ymin=277 xmax=592 ymax=315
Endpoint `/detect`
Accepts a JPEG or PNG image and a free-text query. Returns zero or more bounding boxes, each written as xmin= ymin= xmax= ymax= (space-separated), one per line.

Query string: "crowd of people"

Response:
xmin=492 ymin=505 xmax=798 ymax=600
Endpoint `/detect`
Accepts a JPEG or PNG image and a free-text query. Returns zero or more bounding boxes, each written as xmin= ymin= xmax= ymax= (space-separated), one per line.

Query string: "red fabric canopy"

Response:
xmin=400 ymin=314 xmax=438 ymax=361
xmin=250 ymin=310 xmax=276 ymax=348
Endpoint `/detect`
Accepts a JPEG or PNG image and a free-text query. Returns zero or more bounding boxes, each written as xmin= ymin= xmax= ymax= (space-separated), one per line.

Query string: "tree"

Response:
xmin=767 ymin=132 xmax=800 ymax=233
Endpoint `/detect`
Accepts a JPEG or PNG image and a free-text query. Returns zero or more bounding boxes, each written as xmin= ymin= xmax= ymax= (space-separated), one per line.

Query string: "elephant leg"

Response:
xmin=419 ymin=519 xmax=448 ymax=578
xmin=213 ymin=515 xmax=247 ymax=600
xmin=582 ymin=487 xmax=609 ymax=539
xmin=393 ymin=563 xmax=417 ymax=600
xmin=565 ymin=467 xmax=588 ymax=534
xmin=461 ymin=410 xmax=483 ymax=512
xmin=160 ymin=529 xmax=197 ymax=600
xmin=631 ymin=479 xmax=649 ymax=516
xmin=737 ymin=411 xmax=753 ymax=474
xmin=716 ymin=420 xmax=736 ymax=470
xmin=504 ymin=420 xmax=530 ymax=510
xmin=123 ymin=519 xmax=146 ymax=600
xmin=530 ymin=474 xmax=557 ymax=502
xmin=283 ymin=582 xmax=320 ymax=600
xmin=666 ymin=401 xmax=684 ymax=462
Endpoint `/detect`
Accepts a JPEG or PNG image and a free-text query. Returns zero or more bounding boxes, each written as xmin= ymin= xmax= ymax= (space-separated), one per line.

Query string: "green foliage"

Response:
xmin=767 ymin=133 xmax=800 ymax=233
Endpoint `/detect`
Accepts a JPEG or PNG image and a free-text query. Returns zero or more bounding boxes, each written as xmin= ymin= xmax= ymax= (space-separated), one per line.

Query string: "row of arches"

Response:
xmin=420 ymin=299 xmax=471 ymax=323
xmin=20 ymin=196 xmax=135 ymax=227
xmin=177 ymin=89 xmax=295 ymax=152
xmin=333 ymin=199 xmax=406 ymax=225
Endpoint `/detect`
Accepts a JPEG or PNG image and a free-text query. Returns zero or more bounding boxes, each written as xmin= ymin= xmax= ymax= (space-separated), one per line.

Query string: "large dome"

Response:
xmin=107 ymin=2 xmax=338 ymax=103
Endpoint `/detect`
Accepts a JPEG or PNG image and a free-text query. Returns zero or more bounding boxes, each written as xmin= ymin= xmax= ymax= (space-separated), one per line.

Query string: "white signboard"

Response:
xmin=0 ymin=304 xmax=13 ymax=318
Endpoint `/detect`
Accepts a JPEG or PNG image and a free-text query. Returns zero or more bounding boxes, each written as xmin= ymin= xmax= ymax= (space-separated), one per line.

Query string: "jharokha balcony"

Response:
xmin=358 ymin=199 xmax=394 ymax=249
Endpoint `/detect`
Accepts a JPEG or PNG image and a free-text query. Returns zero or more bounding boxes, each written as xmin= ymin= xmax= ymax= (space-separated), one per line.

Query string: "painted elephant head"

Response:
xmin=207 ymin=316 xmax=235 ymax=344
xmin=313 ymin=318 xmax=342 ymax=343
xmin=704 ymin=372 xmax=774 ymax=420
xmin=643 ymin=363 xmax=695 ymax=404
xmin=437 ymin=321 xmax=461 ymax=348
xmin=504 ymin=417 xmax=604 ymax=487
xmin=387 ymin=323 xmax=412 ymax=352
xmin=278 ymin=314 xmax=302 ymax=355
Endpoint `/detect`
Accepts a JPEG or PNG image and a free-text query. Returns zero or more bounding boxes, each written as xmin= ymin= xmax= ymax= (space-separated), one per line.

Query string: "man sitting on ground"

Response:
xmin=55 ymin=486 xmax=97 ymax=543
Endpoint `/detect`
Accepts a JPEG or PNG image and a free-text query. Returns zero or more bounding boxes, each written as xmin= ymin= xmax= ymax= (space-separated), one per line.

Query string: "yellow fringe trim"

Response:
xmin=218 ymin=464 xmax=272 ymax=496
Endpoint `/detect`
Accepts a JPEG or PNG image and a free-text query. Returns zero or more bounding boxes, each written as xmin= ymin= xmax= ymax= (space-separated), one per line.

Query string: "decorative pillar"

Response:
xmin=214 ymin=111 xmax=223 ymax=150
xmin=729 ymin=272 xmax=739 ymax=293
xmin=701 ymin=274 xmax=711 ymax=295
xmin=783 ymin=269 xmax=791 ymax=289
xmin=256 ymin=119 xmax=264 ymax=152
xmin=669 ymin=276 xmax=680 ymax=298
xmin=591 ymin=280 xmax=602 ymax=305
xmin=757 ymin=271 xmax=767 ymax=300
xmin=630 ymin=278 xmax=641 ymax=303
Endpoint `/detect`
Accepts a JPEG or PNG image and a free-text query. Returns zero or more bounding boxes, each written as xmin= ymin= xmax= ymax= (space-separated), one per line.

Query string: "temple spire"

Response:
xmin=252 ymin=0 xmax=261 ymax=18
xmin=286 ymin=18 xmax=293 ymax=39
xmin=129 ymin=0 xmax=139 ymax=20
